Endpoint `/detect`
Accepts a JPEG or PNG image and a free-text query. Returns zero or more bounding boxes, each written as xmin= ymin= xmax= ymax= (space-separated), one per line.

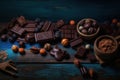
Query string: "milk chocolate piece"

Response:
xmin=35 ymin=31 xmax=54 ymax=43
xmin=24 ymin=28 xmax=35 ymax=33
xmin=41 ymin=21 xmax=51 ymax=31
xmin=70 ymin=38 xmax=83 ymax=47
xmin=11 ymin=25 xmax=25 ymax=36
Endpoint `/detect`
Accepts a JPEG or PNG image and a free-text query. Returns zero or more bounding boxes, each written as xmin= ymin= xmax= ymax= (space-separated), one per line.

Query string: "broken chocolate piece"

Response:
xmin=75 ymin=46 xmax=86 ymax=59
xmin=11 ymin=25 xmax=25 ymax=36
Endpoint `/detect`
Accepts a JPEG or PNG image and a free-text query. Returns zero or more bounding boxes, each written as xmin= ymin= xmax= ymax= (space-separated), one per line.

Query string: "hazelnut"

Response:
xmin=61 ymin=38 xmax=69 ymax=46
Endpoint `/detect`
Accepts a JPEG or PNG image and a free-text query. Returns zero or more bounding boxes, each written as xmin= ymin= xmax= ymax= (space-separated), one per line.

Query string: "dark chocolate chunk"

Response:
xmin=75 ymin=46 xmax=86 ymax=59
xmin=30 ymin=46 xmax=39 ymax=54
xmin=50 ymin=45 xmax=69 ymax=61
xmin=25 ymin=33 xmax=35 ymax=43
xmin=70 ymin=38 xmax=83 ymax=48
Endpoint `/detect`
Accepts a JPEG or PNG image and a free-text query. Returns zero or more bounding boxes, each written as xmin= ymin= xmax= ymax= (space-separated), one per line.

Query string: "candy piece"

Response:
xmin=84 ymin=23 xmax=91 ymax=28
xmin=19 ymin=48 xmax=25 ymax=54
xmin=69 ymin=20 xmax=75 ymax=25
xmin=1 ymin=34 xmax=7 ymax=41
xmin=50 ymin=45 xmax=69 ymax=61
xmin=85 ymin=44 xmax=90 ymax=50
xmin=44 ymin=43 xmax=51 ymax=51
xmin=81 ymin=29 xmax=87 ymax=34
xmin=61 ymin=38 xmax=69 ymax=46
xmin=30 ymin=46 xmax=39 ymax=54
xmin=40 ymin=48 xmax=46 ymax=55
xmin=75 ymin=46 xmax=86 ymax=59
xmin=79 ymin=26 xmax=84 ymax=31
xmin=88 ymin=27 xmax=94 ymax=34
xmin=85 ymin=19 xmax=91 ymax=23
xmin=11 ymin=45 xmax=18 ymax=53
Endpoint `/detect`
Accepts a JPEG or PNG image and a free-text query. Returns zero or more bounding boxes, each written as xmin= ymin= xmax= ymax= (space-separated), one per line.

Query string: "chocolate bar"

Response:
xmin=41 ymin=21 xmax=51 ymax=31
xmin=60 ymin=25 xmax=78 ymax=39
xmin=11 ymin=25 xmax=25 ymax=36
xmin=70 ymin=38 xmax=83 ymax=48
xmin=35 ymin=31 xmax=54 ymax=42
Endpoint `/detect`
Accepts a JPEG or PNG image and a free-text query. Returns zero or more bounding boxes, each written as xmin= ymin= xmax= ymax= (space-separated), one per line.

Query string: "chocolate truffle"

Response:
xmin=11 ymin=45 xmax=18 ymax=53
xmin=40 ymin=48 xmax=46 ymax=55
xmin=61 ymin=38 xmax=69 ymax=46
xmin=19 ymin=48 xmax=25 ymax=54
xmin=44 ymin=43 xmax=51 ymax=51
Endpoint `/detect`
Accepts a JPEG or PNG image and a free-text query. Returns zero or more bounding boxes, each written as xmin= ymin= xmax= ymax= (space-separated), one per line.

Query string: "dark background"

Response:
xmin=0 ymin=0 xmax=120 ymax=22
xmin=0 ymin=0 xmax=120 ymax=80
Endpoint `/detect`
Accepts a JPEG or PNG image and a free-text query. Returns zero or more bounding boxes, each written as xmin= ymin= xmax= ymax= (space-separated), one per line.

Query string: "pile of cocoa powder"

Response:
xmin=98 ymin=38 xmax=116 ymax=53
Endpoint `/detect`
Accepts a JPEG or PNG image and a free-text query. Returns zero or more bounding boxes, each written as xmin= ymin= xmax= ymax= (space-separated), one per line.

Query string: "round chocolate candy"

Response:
xmin=44 ymin=43 xmax=51 ymax=51
xmin=84 ymin=23 xmax=91 ymax=29
xmin=85 ymin=19 xmax=91 ymax=23
xmin=19 ymin=48 xmax=25 ymax=54
xmin=85 ymin=44 xmax=90 ymax=50
xmin=81 ymin=29 xmax=87 ymax=34
xmin=1 ymin=34 xmax=7 ymax=41
xmin=61 ymin=38 xmax=69 ymax=46
xmin=88 ymin=27 xmax=94 ymax=34
xmin=79 ymin=26 xmax=84 ymax=31
xmin=11 ymin=45 xmax=18 ymax=53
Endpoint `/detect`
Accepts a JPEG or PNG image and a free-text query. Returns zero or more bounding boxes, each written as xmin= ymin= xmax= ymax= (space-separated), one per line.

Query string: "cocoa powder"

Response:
xmin=98 ymin=38 xmax=116 ymax=53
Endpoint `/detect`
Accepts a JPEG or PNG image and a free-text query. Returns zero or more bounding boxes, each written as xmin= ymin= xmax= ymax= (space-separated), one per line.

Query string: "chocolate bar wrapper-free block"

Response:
xmin=35 ymin=31 xmax=55 ymax=43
